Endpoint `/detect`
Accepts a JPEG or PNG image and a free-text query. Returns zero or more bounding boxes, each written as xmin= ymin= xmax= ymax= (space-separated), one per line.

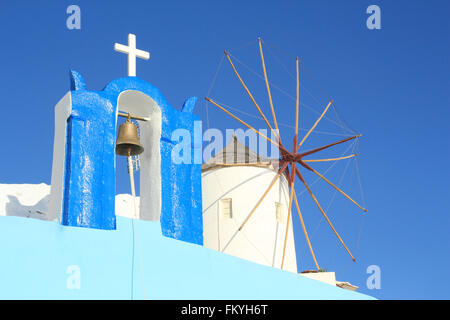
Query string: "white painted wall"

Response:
xmin=202 ymin=165 xmax=298 ymax=273
xmin=49 ymin=92 xmax=71 ymax=222
xmin=117 ymin=90 xmax=162 ymax=221
xmin=0 ymin=183 xmax=141 ymax=221
xmin=0 ymin=183 xmax=52 ymax=220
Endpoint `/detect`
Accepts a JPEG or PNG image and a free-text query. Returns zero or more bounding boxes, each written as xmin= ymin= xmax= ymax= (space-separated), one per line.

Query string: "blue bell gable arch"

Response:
xmin=49 ymin=70 xmax=203 ymax=245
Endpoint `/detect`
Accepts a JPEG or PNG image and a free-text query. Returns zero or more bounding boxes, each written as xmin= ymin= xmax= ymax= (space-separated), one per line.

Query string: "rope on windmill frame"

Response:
xmin=301 ymin=139 xmax=366 ymax=272
xmin=354 ymin=139 xmax=366 ymax=208
xmin=262 ymin=39 xmax=357 ymax=137
xmin=229 ymin=217 xmax=273 ymax=265
xmin=261 ymin=41 xmax=365 ymax=265
xmin=205 ymin=41 xmax=354 ymax=137
xmin=294 ymin=59 xmax=358 ymax=135
xmin=228 ymin=39 xmax=259 ymax=54
xmin=213 ymin=98 xmax=353 ymax=138
xmin=206 ymin=40 xmax=365 ymax=269
xmin=295 ymin=138 xmax=358 ymax=266
xmin=260 ymin=39 xmax=296 ymax=78
xmin=261 ymin=40 xmax=357 ymax=135
xmin=204 ymin=54 xmax=225 ymax=130
xmin=298 ymin=138 xmax=357 ymax=260
xmin=353 ymin=139 xmax=366 ymax=255
xmin=260 ymin=38 xmax=297 ymax=61
xmin=295 ymin=138 xmax=358 ymax=199
xmin=262 ymin=39 xmax=329 ymax=101
xmin=226 ymin=52 xmax=354 ymax=134
xmin=328 ymin=143 xmax=358 ymax=267
xmin=330 ymin=142 xmax=366 ymax=274
xmin=259 ymin=42 xmax=321 ymax=106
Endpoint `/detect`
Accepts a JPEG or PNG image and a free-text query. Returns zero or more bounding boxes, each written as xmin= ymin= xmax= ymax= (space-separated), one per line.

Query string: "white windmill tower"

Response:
xmin=202 ymin=135 xmax=298 ymax=273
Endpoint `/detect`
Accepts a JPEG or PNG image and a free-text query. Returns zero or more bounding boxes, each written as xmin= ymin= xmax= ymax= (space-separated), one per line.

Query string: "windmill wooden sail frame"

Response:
xmin=205 ymin=39 xmax=367 ymax=271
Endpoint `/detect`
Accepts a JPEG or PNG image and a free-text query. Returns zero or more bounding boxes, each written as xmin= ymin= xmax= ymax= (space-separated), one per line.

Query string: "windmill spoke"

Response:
xmin=298 ymin=100 xmax=333 ymax=149
xmin=302 ymin=154 xmax=357 ymax=163
xmin=284 ymin=165 xmax=291 ymax=186
xmin=238 ymin=162 xmax=289 ymax=232
xmin=293 ymin=192 xmax=320 ymax=270
xmin=281 ymin=163 xmax=296 ymax=269
xmin=300 ymin=134 xmax=361 ymax=158
xmin=258 ymin=38 xmax=281 ymax=142
xmin=295 ymin=167 xmax=356 ymax=262
xmin=300 ymin=161 xmax=367 ymax=212
xmin=220 ymin=162 xmax=289 ymax=253
xmin=224 ymin=51 xmax=278 ymax=139
xmin=205 ymin=97 xmax=286 ymax=152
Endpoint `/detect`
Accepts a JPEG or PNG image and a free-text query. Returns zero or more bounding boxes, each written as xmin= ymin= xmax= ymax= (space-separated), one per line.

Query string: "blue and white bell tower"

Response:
xmin=49 ymin=34 xmax=203 ymax=245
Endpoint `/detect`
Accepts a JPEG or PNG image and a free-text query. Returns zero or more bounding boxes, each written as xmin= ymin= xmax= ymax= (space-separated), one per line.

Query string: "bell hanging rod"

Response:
xmin=118 ymin=111 xmax=150 ymax=122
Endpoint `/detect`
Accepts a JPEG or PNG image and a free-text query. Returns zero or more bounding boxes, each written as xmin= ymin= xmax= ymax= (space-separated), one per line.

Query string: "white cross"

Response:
xmin=114 ymin=33 xmax=150 ymax=77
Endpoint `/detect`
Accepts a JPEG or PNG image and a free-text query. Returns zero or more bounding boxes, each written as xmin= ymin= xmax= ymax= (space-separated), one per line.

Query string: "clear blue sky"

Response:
xmin=0 ymin=1 xmax=448 ymax=299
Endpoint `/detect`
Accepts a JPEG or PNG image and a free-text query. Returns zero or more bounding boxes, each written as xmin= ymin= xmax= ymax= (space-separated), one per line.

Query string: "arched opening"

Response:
xmin=116 ymin=90 xmax=162 ymax=221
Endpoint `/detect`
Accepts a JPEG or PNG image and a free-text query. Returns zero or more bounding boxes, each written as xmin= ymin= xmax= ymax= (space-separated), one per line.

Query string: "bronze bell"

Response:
xmin=115 ymin=114 xmax=144 ymax=156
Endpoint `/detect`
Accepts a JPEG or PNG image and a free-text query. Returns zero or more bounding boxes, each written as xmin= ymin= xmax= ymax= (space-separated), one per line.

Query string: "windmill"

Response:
xmin=204 ymin=38 xmax=367 ymax=271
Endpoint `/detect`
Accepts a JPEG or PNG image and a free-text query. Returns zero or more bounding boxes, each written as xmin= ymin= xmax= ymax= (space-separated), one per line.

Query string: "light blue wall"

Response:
xmin=0 ymin=215 xmax=374 ymax=300
xmin=59 ymin=72 xmax=203 ymax=245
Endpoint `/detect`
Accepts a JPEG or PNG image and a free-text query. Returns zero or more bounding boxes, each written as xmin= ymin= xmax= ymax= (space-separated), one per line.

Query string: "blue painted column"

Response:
xmin=62 ymin=75 xmax=117 ymax=229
